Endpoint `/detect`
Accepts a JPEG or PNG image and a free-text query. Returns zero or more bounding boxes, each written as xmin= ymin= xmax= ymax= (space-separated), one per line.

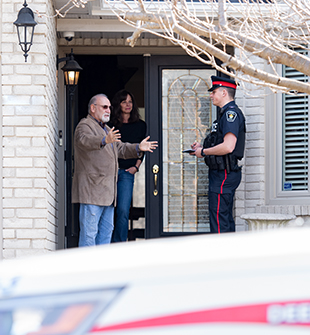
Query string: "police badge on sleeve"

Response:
xmin=226 ymin=110 xmax=237 ymax=122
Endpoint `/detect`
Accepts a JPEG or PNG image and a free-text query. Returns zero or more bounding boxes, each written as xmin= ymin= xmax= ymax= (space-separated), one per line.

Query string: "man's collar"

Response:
xmin=89 ymin=114 xmax=105 ymax=128
xmin=219 ymin=100 xmax=235 ymax=117
xmin=221 ymin=100 xmax=235 ymax=110
xmin=222 ymin=100 xmax=235 ymax=110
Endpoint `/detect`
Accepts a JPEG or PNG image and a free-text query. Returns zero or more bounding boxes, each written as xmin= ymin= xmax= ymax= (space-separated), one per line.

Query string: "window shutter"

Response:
xmin=282 ymin=52 xmax=308 ymax=191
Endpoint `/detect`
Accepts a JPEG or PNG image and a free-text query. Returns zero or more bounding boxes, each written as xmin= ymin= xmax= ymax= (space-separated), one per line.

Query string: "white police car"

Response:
xmin=0 ymin=228 xmax=310 ymax=334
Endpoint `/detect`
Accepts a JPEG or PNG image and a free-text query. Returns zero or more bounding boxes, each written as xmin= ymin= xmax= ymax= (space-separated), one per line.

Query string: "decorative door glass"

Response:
xmin=162 ymin=69 xmax=216 ymax=232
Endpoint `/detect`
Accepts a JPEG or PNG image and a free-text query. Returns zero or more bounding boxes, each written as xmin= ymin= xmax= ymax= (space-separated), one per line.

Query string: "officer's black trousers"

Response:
xmin=209 ymin=191 xmax=235 ymax=233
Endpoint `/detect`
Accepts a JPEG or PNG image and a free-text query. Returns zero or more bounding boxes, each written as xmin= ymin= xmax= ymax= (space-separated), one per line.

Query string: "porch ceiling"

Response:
xmin=53 ymin=0 xmax=136 ymax=39
xmin=53 ymin=0 xmax=98 ymax=16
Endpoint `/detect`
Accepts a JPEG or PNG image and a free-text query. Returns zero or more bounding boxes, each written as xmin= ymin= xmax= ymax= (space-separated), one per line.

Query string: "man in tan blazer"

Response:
xmin=72 ymin=94 xmax=157 ymax=247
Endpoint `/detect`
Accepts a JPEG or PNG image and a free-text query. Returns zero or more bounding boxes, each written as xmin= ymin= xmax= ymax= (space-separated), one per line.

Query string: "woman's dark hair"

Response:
xmin=110 ymin=89 xmax=141 ymax=127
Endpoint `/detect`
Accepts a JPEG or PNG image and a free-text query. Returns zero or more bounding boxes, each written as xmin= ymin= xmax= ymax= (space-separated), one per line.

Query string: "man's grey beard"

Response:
xmin=101 ymin=115 xmax=110 ymax=123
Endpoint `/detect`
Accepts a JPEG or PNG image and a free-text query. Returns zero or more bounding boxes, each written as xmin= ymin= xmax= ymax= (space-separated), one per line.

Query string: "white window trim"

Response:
xmin=266 ymin=65 xmax=310 ymax=205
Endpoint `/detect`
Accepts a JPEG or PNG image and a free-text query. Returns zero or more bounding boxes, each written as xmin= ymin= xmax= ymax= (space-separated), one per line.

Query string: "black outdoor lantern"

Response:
xmin=61 ymin=52 xmax=83 ymax=90
xmin=14 ymin=0 xmax=37 ymax=62
xmin=58 ymin=49 xmax=83 ymax=95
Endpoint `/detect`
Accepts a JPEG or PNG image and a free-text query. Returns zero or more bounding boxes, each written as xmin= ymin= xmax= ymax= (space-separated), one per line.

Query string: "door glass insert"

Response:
xmin=162 ymin=69 xmax=216 ymax=232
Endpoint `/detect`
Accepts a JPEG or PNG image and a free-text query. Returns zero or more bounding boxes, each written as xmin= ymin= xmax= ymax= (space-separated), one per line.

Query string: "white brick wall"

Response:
xmin=234 ymin=51 xmax=266 ymax=231
xmin=2 ymin=0 xmax=58 ymax=259
xmin=234 ymin=52 xmax=310 ymax=229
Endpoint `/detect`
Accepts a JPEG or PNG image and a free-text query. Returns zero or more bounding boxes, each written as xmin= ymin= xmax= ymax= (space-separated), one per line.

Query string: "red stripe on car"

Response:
xmin=91 ymin=300 xmax=310 ymax=332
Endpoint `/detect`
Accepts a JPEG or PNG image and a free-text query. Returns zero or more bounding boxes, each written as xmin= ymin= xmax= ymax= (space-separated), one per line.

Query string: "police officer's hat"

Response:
xmin=208 ymin=75 xmax=237 ymax=92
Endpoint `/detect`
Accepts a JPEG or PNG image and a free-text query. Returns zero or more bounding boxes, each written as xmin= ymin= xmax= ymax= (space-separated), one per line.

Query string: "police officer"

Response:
xmin=191 ymin=76 xmax=245 ymax=233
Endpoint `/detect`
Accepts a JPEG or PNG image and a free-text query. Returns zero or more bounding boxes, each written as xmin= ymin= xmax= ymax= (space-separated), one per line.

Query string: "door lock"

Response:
xmin=152 ymin=164 xmax=159 ymax=196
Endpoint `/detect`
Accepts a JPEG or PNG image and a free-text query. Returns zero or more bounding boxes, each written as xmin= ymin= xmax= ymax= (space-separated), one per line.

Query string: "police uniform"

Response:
xmin=204 ymin=76 xmax=246 ymax=233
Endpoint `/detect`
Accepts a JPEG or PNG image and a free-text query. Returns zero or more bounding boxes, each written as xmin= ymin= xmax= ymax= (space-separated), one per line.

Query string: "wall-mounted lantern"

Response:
xmin=57 ymin=49 xmax=83 ymax=96
xmin=14 ymin=0 xmax=37 ymax=62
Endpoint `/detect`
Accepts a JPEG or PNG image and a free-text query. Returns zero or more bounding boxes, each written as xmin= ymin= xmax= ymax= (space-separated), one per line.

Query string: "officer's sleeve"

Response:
xmin=221 ymin=109 xmax=240 ymax=138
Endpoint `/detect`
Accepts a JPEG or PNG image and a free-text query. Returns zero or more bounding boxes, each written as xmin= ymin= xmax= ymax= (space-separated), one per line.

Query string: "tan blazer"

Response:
xmin=72 ymin=115 xmax=141 ymax=206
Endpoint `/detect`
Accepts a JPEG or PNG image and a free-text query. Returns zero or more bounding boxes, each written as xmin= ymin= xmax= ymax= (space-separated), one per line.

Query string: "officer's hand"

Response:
xmin=106 ymin=127 xmax=121 ymax=144
xmin=191 ymin=142 xmax=202 ymax=150
xmin=194 ymin=148 xmax=203 ymax=158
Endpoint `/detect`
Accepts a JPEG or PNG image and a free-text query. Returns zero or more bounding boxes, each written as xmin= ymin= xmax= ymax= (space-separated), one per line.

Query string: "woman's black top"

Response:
xmin=109 ymin=119 xmax=147 ymax=170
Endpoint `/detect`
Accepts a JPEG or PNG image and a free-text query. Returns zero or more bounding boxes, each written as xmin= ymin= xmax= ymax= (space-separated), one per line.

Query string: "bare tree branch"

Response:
xmin=53 ymin=0 xmax=310 ymax=93
xmin=105 ymin=0 xmax=310 ymax=93
xmin=37 ymin=0 xmax=88 ymax=18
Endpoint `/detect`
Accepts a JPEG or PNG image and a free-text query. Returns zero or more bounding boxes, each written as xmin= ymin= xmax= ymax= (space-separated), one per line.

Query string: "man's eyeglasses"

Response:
xmin=94 ymin=104 xmax=113 ymax=111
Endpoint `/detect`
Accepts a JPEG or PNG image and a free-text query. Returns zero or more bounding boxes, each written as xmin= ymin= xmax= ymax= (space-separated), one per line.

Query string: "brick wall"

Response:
xmin=234 ymin=51 xmax=266 ymax=231
xmin=234 ymin=52 xmax=310 ymax=229
xmin=2 ymin=0 xmax=58 ymax=258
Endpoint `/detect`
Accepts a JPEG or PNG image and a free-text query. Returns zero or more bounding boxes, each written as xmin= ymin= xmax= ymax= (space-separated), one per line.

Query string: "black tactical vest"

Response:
xmin=203 ymin=121 xmax=242 ymax=173
xmin=203 ymin=120 xmax=226 ymax=171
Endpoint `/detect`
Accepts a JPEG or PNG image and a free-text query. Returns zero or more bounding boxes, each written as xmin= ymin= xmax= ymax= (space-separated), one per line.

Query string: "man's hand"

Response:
xmin=194 ymin=148 xmax=204 ymax=158
xmin=191 ymin=142 xmax=202 ymax=150
xmin=139 ymin=136 xmax=158 ymax=152
xmin=190 ymin=133 xmax=237 ymax=157
xmin=190 ymin=142 xmax=202 ymax=156
xmin=105 ymin=127 xmax=121 ymax=144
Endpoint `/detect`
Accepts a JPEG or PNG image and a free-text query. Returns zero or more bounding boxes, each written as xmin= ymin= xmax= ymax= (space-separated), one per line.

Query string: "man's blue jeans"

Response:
xmin=79 ymin=203 xmax=114 ymax=246
xmin=111 ymin=169 xmax=135 ymax=242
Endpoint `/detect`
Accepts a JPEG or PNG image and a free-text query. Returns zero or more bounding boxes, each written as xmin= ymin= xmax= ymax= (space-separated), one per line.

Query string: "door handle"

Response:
xmin=152 ymin=164 xmax=159 ymax=196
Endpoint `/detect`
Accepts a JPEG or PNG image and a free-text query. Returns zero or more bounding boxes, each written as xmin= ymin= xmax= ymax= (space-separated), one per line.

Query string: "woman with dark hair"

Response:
xmin=109 ymin=89 xmax=147 ymax=242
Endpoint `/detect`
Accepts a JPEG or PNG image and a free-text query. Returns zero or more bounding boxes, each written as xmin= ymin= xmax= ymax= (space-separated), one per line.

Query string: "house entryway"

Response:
xmin=64 ymin=54 xmax=214 ymax=248
xmin=65 ymin=55 xmax=145 ymax=248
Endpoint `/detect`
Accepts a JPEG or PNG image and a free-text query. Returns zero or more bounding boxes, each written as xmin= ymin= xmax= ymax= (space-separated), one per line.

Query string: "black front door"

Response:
xmin=145 ymin=56 xmax=216 ymax=238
